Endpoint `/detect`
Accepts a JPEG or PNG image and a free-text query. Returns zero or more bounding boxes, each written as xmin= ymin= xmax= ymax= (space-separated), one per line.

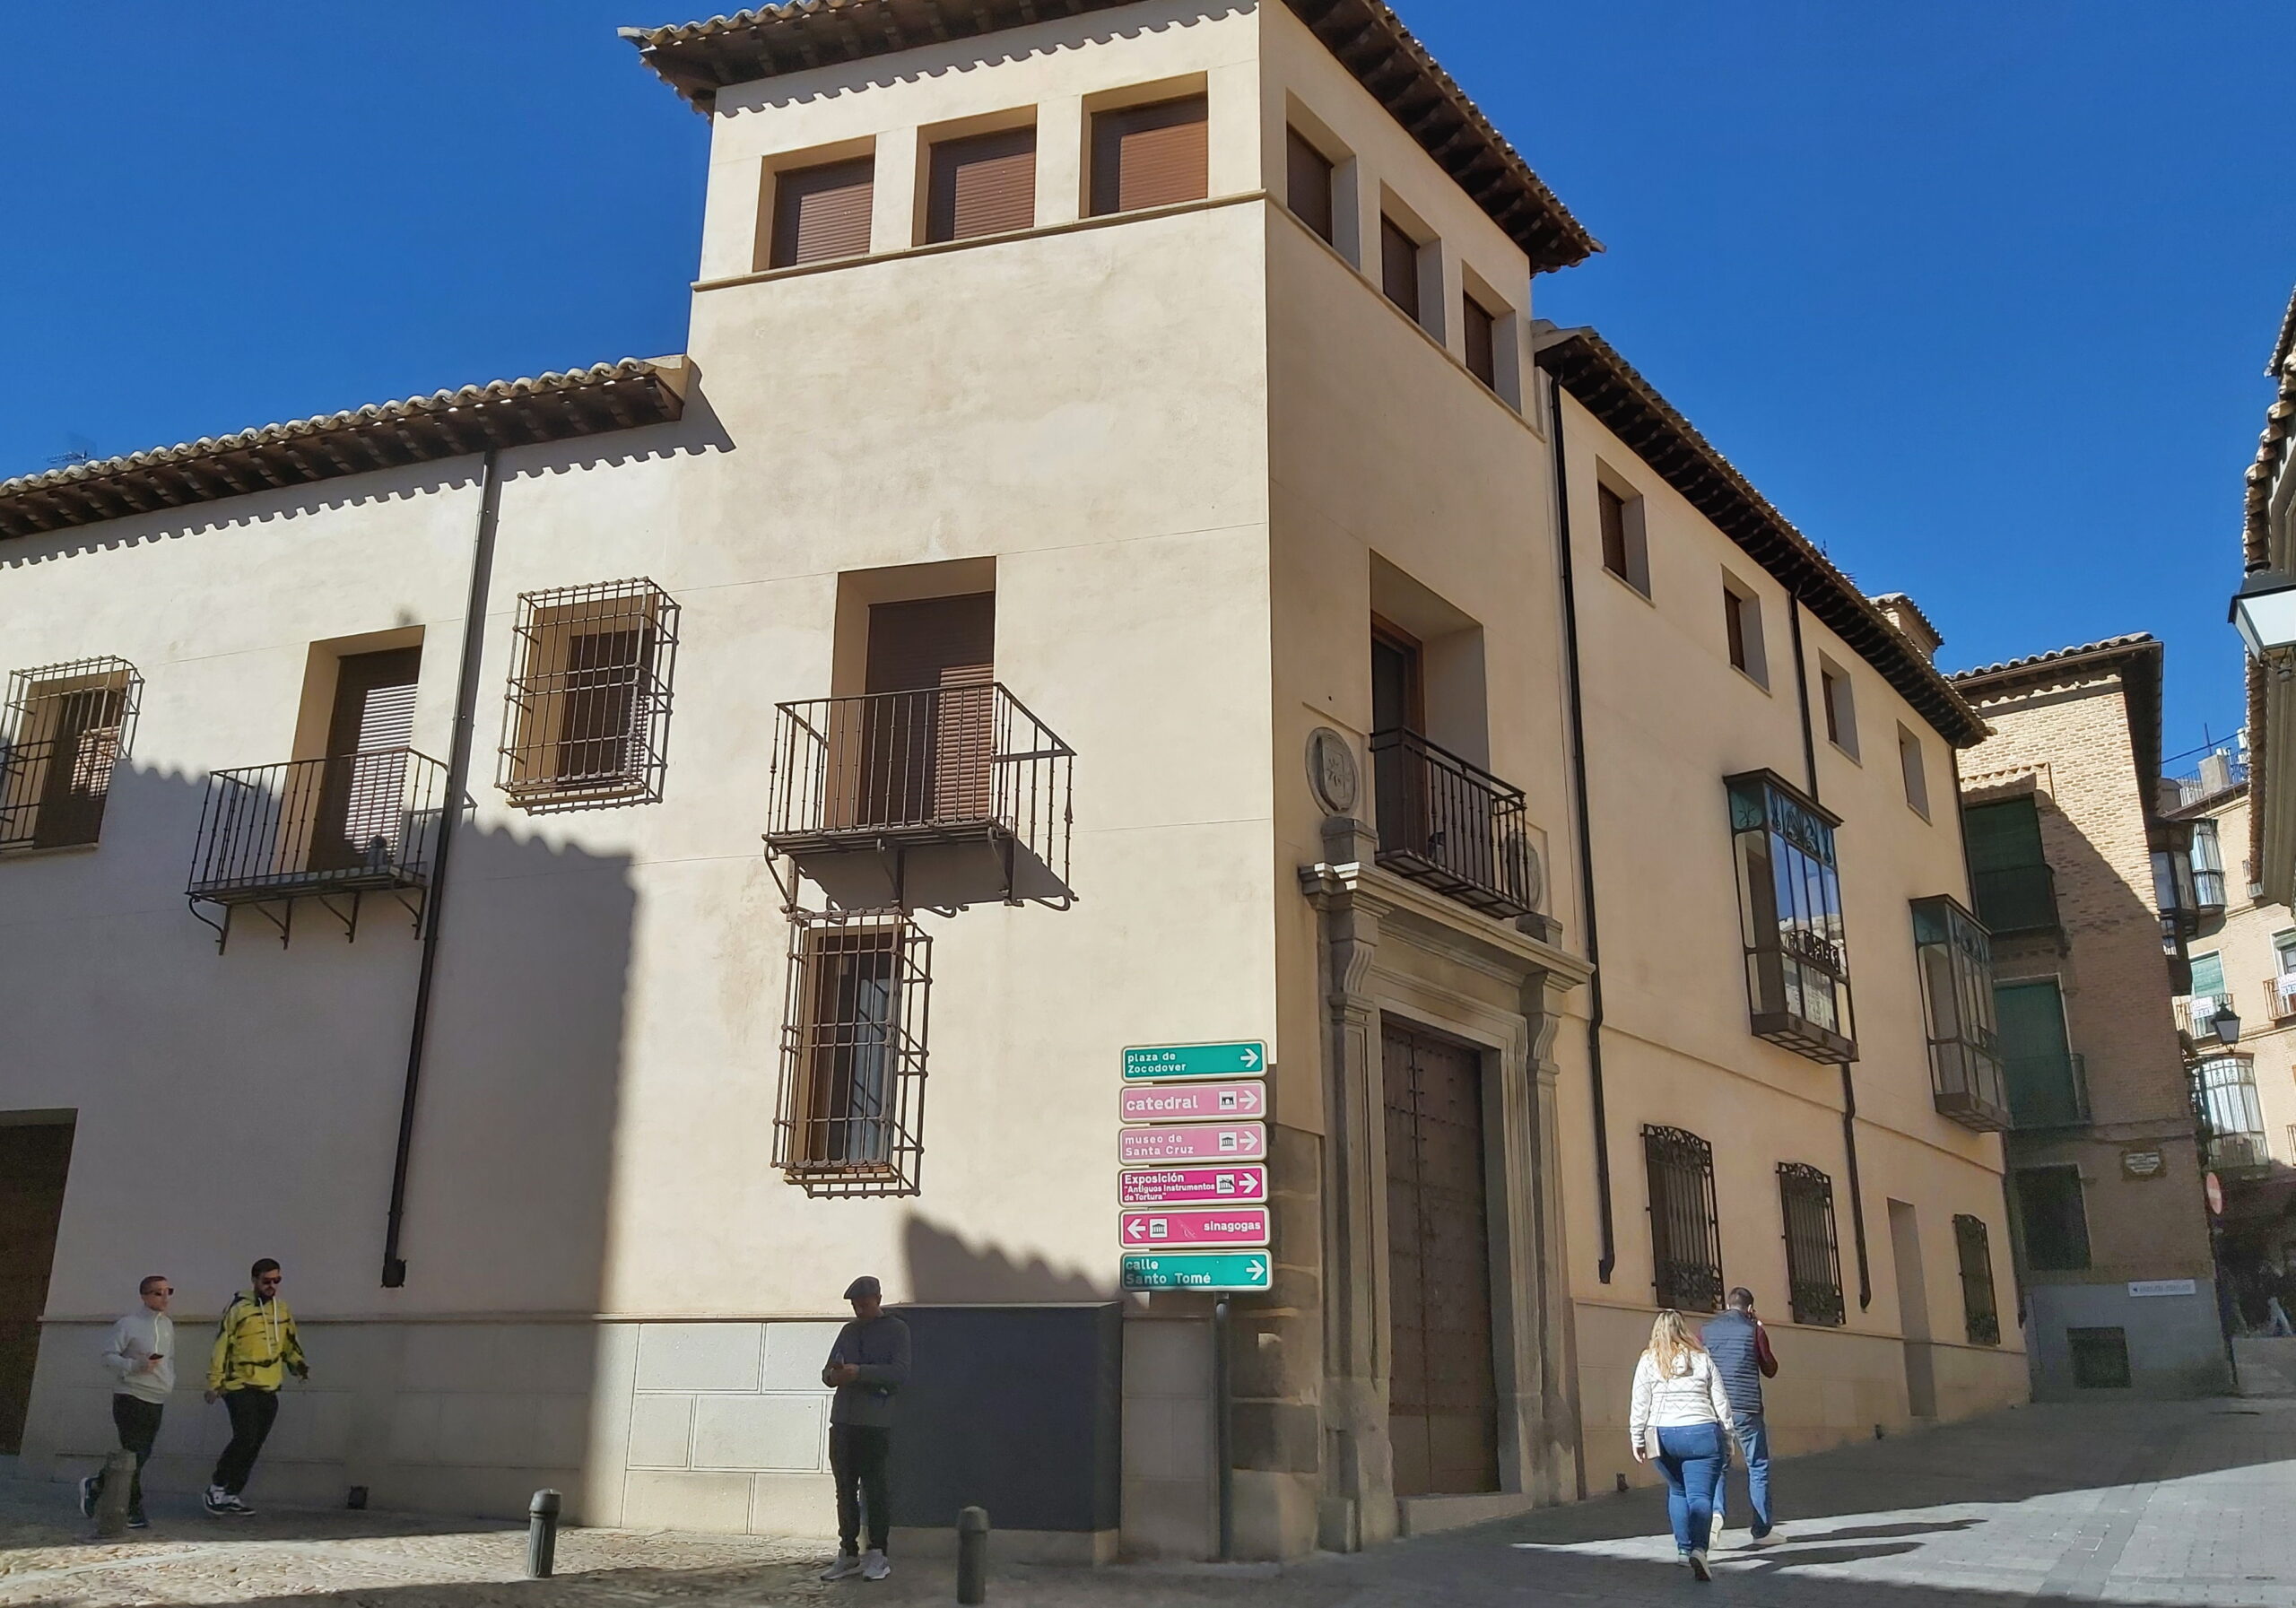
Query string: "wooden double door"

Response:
xmin=1382 ymin=1020 xmax=1500 ymax=1499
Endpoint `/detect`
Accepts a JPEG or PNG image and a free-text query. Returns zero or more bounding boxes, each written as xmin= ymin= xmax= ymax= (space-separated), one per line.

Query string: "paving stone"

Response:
xmin=1 ymin=1396 xmax=2291 ymax=1605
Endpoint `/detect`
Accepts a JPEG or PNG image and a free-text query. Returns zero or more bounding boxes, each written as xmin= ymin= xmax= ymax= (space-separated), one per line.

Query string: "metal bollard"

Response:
xmin=91 ymin=1449 xmax=136 ymax=1538
xmin=526 ymin=1488 xmax=561 ymax=1578
xmin=956 ymin=1506 xmax=990 ymax=1604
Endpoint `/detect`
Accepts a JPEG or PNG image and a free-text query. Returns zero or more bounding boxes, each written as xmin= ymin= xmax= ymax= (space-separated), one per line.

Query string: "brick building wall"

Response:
xmin=1957 ymin=652 xmax=2231 ymax=1397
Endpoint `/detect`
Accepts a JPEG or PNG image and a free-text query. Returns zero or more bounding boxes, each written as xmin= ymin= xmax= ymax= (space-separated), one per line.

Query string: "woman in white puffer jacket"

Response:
xmin=1627 ymin=1308 xmax=1735 ymax=1580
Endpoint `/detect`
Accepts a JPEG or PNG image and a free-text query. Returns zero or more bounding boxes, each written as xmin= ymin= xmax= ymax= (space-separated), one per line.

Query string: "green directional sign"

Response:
xmin=1120 ymin=1251 xmax=1273 ymax=1292
xmin=1123 ymin=1041 xmax=1267 ymax=1082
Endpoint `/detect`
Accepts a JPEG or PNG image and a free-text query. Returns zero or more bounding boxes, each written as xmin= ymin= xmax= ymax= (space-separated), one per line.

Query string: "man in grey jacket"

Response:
xmin=819 ymin=1276 xmax=911 ymax=1584
xmin=81 ymin=1275 xmax=174 ymax=1529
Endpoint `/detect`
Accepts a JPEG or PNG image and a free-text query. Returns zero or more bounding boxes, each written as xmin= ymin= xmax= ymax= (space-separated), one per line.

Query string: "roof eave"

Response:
xmin=1533 ymin=324 xmax=1986 ymax=749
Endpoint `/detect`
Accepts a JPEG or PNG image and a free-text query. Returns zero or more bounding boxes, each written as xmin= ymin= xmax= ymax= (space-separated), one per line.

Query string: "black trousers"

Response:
xmin=829 ymin=1423 xmax=892 ymax=1553
xmin=94 ymin=1395 xmax=163 ymax=1515
xmin=212 ymin=1387 xmax=279 ymax=1494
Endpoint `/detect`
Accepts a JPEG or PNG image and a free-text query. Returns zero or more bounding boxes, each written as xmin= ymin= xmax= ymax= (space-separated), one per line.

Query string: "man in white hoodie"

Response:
xmin=80 ymin=1275 xmax=173 ymax=1529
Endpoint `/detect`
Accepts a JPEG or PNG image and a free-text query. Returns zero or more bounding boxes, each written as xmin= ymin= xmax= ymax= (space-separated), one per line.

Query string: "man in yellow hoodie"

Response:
xmin=204 ymin=1259 xmax=307 ymax=1517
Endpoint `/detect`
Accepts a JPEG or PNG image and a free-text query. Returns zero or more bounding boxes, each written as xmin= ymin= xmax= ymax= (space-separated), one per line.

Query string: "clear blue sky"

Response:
xmin=4 ymin=3 xmax=2289 ymax=767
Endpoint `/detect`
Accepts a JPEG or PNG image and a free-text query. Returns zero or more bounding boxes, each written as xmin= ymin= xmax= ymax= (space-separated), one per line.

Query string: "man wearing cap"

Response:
xmin=819 ymin=1276 xmax=911 ymax=1583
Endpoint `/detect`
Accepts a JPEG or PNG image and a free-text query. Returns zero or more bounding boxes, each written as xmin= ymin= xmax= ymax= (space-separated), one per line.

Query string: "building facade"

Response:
xmin=2163 ymin=768 xmax=2296 ymax=1329
xmin=1951 ymin=639 xmax=2233 ymax=1398
xmin=2239 ymin=287 xmax=2296 ymax=908
xmin=1 ymin=0 xmax=2022 ymax=1562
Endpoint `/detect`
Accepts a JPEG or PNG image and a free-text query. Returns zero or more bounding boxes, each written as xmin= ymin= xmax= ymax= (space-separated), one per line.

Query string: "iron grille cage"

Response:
xmin=765 ymin=684 xmax=1075 ymax=908
xmin=774 ymin=908 xmax=932 ymax=1198
xmin=1643 ymin=1125 xmax=1723 ymax=1313
xmin=1368 ymin=727 xmax=1535 ymax=917
xmin=1775 ymin=1162 xmax=1846 ymax=1327
xmin=498 ymin=578 xmax=680 ymax=812
xmin=1952 ymin=1213 xmax=2001 ymax=1346
xmin=1 ymin=656 xmax=143 ymax=852
xmin=1726 ymin=771 xmax=1857 ymax=1064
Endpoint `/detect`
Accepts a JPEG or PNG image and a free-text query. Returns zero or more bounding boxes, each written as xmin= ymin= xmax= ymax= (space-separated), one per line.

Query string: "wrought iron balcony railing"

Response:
xmin=1369 ymin=727 xmax=1534 ymax=918
xmin=1972 ymin=863 xmax=2059 ymax=937
xmin=187 ymin=748 xmax=448 ymax=944
xmin=765 ymin=684 xmax=1073 ymax=910
xmin=2204 ymin=1130 xmax=2272 ymax=1176
xmin=2004 ymin=1049 xmax=2090 ymax=1130
xmin=2267 ymin=979 xmax=2296 ymax=1026
xmin=0 ymin=735 xmax=117 ymax=852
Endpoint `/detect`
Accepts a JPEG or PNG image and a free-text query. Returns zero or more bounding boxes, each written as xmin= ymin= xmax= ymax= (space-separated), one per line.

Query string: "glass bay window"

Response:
xmin=1727 ymin=770 xmax=1857 ymax=1062
xmin=1912 ymin=895 xmax=2009 ymax=1130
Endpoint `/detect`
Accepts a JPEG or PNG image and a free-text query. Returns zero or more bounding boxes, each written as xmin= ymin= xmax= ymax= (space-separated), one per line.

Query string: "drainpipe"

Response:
xmin=1545 ymin=374 xmax=1616 ymax=1284
xmin=382 ymin=449 xmax=502 ymax=1288
xmin=1787 ymin=600 xmax=1874 ymax=1311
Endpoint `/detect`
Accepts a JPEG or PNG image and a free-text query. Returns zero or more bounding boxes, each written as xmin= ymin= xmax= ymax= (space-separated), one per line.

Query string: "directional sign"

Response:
xmin=1120 ymin=1082 xmax=1265 ymax=1124
xmin=1120 ymin=1165 xmax=1267 ymax=1207
xmin=1122 ymin=1207 xmax=1271 ymax=1250
xmin=1123 ymin=1041 xmax=1267 ymax=1082
xmin=1121 ymin=1251 xmax=1273 ymax=1292
xmin=1120 ymin=1123 xmax=1265 ymax=1165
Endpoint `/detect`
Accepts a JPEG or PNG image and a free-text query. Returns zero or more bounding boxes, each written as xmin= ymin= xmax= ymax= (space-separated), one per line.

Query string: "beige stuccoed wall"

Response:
xmin=4 ymin=2 xmax=1278 ymax=1543
xmin=1552 ymin=390 xmax=2026 ymax=1496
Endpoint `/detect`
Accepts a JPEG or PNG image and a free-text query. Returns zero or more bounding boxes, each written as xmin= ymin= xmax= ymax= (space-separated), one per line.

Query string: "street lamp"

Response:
xmin=2212 ymin=1004 xmax=2243 ymax=1046
xmin=2231 ymin=569 xmax=2296 ymax=665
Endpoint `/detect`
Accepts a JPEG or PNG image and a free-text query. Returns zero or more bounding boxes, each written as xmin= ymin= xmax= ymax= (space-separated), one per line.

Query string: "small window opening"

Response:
xmin=1723 ymin=577 xmax=1768 ymax=686
xmin=1091 ymin=95 xmax=1208 ymax=217
xmin=500 ymin=579 xmax=681 ymax=811
xmin=776 ymin=911 xmax=932 ymax=1198
xmin=1598 ymin=481 xmax=1650 ymax=596
xmin=1285 ymin=126 xmax=1336 ymax=244
xmin=1380 ymin=215 xmax=1422 ymax=325
xmin=1821 ymin=661 xmax=1859 ymax=759
xmin=765 ymin=154 xmax=876 ymax=270
xmin=1 ymin=657 xmax=142 ymax=853
xmin=1899 ymin=725 xmax=1930 ymax=817
xmin=926 ymin=126 xmax=1038 ymax=243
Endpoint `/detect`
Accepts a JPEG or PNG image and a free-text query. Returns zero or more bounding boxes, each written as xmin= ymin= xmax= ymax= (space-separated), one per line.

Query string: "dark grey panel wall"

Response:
xmin=886 ymin=1304 xmax=1122 ymax=1533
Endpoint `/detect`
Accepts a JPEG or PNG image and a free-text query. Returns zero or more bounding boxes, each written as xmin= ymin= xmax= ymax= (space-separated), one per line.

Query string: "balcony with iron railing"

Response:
xmin=1972 ymin=863 xmax=2060 ymax=938
xmin=764 ymin=683 xmax=1073 ymax=912
xmin=1369 ymin=727 xmax=1535 ymax=919
xmin=187 ymin=747 xmax=448 ymax=946
xmin=2205 ymin=1129 xmax=2273 ymax=1176
xmin=2004 ymin=1048 xmax=2091 ymax=1130
xmin=2267 ymin=979 xmax=2296 ymax=1027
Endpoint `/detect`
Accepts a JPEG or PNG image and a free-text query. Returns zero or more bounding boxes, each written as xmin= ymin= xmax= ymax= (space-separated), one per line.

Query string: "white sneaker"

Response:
xmin=1709 ymin=1511 xmax=1726 ymax=1546
xmin=820 ymin=1552 xmax=863 ymax=1582
xmin=203 ymin=1485 xmax=231 ymax=1517
xmin=860 ymin=1550 xmax=891 ymax=1581
xmin=1748 ymin=1527 xmax=1785 ymax=1547
xmin=1688 ymin=1548 xmax=1713 ymax=1581
xmin=79 ymin=1475 xmax=98 ymax=1518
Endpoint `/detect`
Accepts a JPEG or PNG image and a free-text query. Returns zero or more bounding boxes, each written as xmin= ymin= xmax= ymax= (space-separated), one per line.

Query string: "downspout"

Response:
xmin=382 ymin=449 xmax=502 ymax=1288
xmin=1787 ymin=599 xmax=1873 ymax=1311
xmin=1546 ymin=374 xmax=1616 ymax=1284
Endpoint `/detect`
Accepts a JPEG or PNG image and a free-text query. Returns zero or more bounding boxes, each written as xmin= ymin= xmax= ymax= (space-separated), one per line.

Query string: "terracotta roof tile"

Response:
xmin=0 ymin=360 xmax=688 ymax=542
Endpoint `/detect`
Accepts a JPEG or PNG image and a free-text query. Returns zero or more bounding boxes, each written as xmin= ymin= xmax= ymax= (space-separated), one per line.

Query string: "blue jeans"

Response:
xmin=1716 ymin=1414 xmax=1772 ymax=1537
xmin=1655 ymin=1422 xmax=1727 ymax=1554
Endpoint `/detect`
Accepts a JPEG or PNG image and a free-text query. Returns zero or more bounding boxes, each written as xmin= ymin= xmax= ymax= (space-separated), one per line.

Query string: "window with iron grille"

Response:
xmin=498 ymin=579 xmax=678 ymax=810
xmin=2 ymin=657 xmax=142 ymax=853
xmin=1644 ymin=1126 xmax=1723 ymax=1313
xmin=1952 ymin=1213 xmax=2000 ymax=1346
xmin=1726 ymin=770 xmax=1857 ymax=1063
xmin=775 ymin=911 xmax=931 ymax=1198
xmin=1776 ymin=1162 xmax=1845 ymax=1326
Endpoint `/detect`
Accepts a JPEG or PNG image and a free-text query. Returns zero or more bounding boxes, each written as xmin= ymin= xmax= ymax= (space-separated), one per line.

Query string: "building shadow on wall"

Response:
xmin=901 ymin=1213 xmax=1114 ymax=1305
xmin=4 ymin=757 xmax=641 ymax=1528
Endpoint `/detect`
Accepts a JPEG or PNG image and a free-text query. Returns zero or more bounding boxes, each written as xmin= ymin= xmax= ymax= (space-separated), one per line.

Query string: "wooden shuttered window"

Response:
xmin=1090 ymin=95 xmax=1208 ymax=217
xmin=1381 ymin=216 xmax=1422 ymax=324
xmin=1463 ymin=296 xmax=1498 ymax=387
xmin=926 ymin=127 xmax=1038 ymax=243
xmin=765 ymin=156 xmax=876 ymax=270
xmin=1285 ymin=126 xmax=1336 ymax=244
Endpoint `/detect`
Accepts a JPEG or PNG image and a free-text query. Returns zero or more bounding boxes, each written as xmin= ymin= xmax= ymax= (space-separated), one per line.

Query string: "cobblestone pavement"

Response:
xmin=4 ymin=1396 xmax=2292 ymax=1605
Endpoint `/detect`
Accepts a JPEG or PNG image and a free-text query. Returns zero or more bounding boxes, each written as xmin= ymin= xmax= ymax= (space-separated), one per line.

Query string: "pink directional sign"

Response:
xmin=1119 ymin=1123 xmax=1265 ymax=1164
xmin=1120 ymin=1082 xmax=1265 ymax=1124
xmin=1121 ymin=1206 xmax=1271 ymax=1251
xmin=1120 ymin=1165 xmax=1267 ymax=1207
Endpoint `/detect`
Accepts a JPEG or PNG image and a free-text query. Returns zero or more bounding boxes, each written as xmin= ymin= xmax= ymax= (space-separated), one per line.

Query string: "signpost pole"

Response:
xmin=1213 ymin=1293 xmax=1232 ymax=1562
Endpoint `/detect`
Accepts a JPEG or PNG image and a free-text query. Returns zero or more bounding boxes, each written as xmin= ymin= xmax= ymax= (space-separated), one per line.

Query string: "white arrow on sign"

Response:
xmin=1233 ymin=1172 xmax=1261 ymax=1195
xmin=1239 ymin=1047 xmax=1261 ymax=1069
xmin=1237 ymin=1086 xmax=1261 ymax=1112
xmin=1247 ymin=1258 xmax=1266 ymax=1280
